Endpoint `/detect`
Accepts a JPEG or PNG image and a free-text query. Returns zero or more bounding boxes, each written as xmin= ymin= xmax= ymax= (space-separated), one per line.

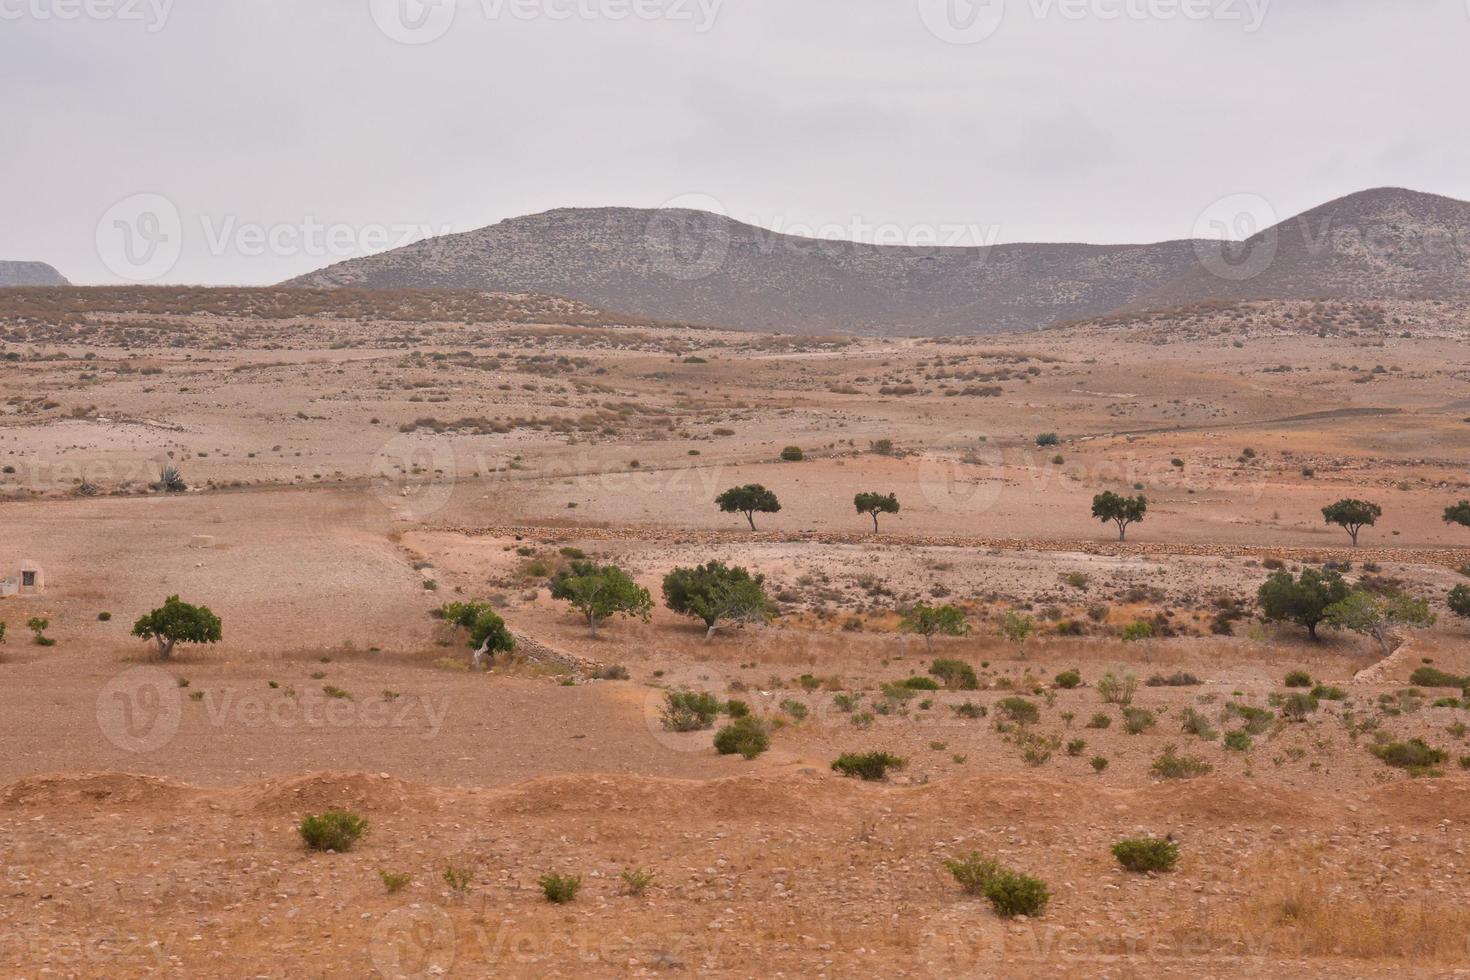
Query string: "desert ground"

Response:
xmin=4 ymin=288 xmax=1470 ymax=977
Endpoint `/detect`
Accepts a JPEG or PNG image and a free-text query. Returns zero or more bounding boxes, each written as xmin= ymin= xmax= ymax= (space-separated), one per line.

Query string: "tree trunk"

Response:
xmin=1307 ymin=622 xmax=1320 ymax=641
xmin=1117 ymin=521 xmax=1127 ymax=541
xmin=872 ymin=512 xmax=880 ymax=533
xmin=925 ymin=634 xmax=934 ymax=656
xmin=705 ymin=622 xmax=718 ymax=643
xmin=588 ymin=614 xmax=599 ymax=639
xmin=157 ymin=637 xmax=174 ymax=660
xmin=746 ymin=512 xmax=756 ymax=531
xmin=1349 ymin=527 xmax=1360 ymax=547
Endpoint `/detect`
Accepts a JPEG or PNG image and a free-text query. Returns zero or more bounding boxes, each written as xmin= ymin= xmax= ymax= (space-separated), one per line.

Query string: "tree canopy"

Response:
xmin=131 ymin=595 xmax=222 ymax=660
xmin=1444 ymin=500 xmax=1470 ymax=530
xmin=853 ymin=492 xmax=900 ymax=532
xmin=662 ymin=560 xmax=774 ymax=640
xmin=549 ymin=561 xmax=653 ymax=638
xmin=1257 ymin=568 xmax=1350 ymax=641
xmin=1448 ymin=585 xmax=1470 ymax=620
xmin=1322 ymin=498 xmax=1382 ymax=546
xmin=1324 ymin=590 xmax=1435 ymax=654
xmin=440 ymin=600 xmax=515 ymax=662
xmin=715 ymin=484 xmax=782 ymax=530
xmin=900 ymin=603 xmax=970 ymax=654
xmin=1091 ymin=492 xmax=1147 ymax=541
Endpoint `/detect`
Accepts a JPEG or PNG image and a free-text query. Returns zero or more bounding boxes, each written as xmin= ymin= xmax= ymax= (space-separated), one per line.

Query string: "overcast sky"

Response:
xmin=4 ymin=0 xmax=1470 ymax=284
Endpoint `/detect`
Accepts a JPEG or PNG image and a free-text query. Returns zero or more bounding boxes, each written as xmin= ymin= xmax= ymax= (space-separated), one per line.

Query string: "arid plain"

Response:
xmin=5 ymin=288 xmax=1470 ymax=977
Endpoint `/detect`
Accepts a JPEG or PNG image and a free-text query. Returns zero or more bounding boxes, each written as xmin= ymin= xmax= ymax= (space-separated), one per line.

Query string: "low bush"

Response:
xmin=538 ymin=873 xmax=582 ymax=904
xmin=1151 ymin=744 xmax=1213 ymax=780
xmin=930 ymin=658 xmax=979 ymax=690
xmin=713 ymin=716 xmax=770 ymax=759
xmin=942 ymin=853 xmax=1000 ymax=895
xmin=1223 ymin=730 xmax=1253 ymax=751
xmin=1086 ymin=712 xmax=1112 ymax=729
xmin=299 ymin=811 xmax=367 ymax=852
xmin=1145 ymin=672 xmax=1200 ymax=687
xmin=1111 ymin=837 xmax=1179 ymax=873
xmin=996 ymin=697 xmax=1040 ymax=725
xmin=1097 ymin=672 xmax=1138 ymax=705
xmin=984 ymin=870 xmax=1050 ymax=918
xmin=1123 ymin=707 xmax=1156 ymax=735
xmin=1284 ymin=671 xmax=1313 ymax=688
xmin=1054 ymin=669 xmax=1082 ymax=689
xmin=1369 ymin=738 xmax=1447 ymax=774
xmin=1409 ymin=667 xmax=1470 ymax=689
xmin=661 ymin=690 xmax=721 ymax=731
xmin=831 ymin=751 xmax=906 ymax=781
xmin=1282 ymin=692 xmax=1319 ymax=722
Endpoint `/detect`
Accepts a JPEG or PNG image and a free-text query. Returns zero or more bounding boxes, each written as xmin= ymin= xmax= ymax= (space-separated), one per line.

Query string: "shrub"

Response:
xmin=952 ymin=701 xmax=986 ymax=720
xmin=779 ymin=446 xmax=804 ymax=462
xmin=595 ymin=664 xmax=631 ymax=680
xmin=1090 ymin=756 xmax=1110 ymax=773
xmin=1145 ymin=672 xmax=1200 ymax=687
xmin=298 ymin=811 xmax=367 ymax=852
xmin=1054 ymin=669 xmax=1082 ymax=689
xmin=1409 ymin=667 xmax=1470 ymax=689
xmin=1310 ymin=684 xmax=1347 ymax=701
xmin=1097 ymin=672 xmax=1137 ymax=705
xmin=1281 ymin=692 xmax=1320 ymax=722
xmin=1151 ymin=744 xmax=1213 ymax=780
xmin=996 ymin=697 xmax=1041 ymax=725
xmin=379 ymin=870 xmax=411 ymax=892
xmin=930 ymin=658 xmax=979 ymax=690
xmin=1284 ymin=671 xmax=1313 ymax=688
xmin=983 ymin=870 xmax=1050 ymax=918
xmin=1111 ymin=837 xmax=1180 ymax=873
xmin=713 ymin=716 xmax=770 ymax=759
xmin=1035 ymin=432 xmax=1060 ymax=447
xmin=1180 ymin=708 xmax=1217 ymax=739
xmin=1227 ymin=703 xmax=1275 ymax=734
xmin=1066 ymin=738 xmax=1086 ymax=757
xmin=1223 ymin=730 xmax=1253 ymax=751
xmin=661 ymin=690 xmax=721 ymax=732
xmin=942 ymin=853 xmax=1000 ymax=895
xmin=1086 ymin=712 xmax=1112 ymax=729
xmin=97 ymin=611 xmax=112 ymax=622
xmin=724 ymin=698 xmax=751 ymax=718
xmin=538 ymin=873 xmax=582 ymax=904
xmin=621 ymin=868 xmax=656 ymax=896
xmin=1123 ymin=707 xmax=1156 ymax=735
xmin=831 ymin=751 xmax=906 ymax=781
xmin=1369 ymin=738 xmax=1447 ymax=774
xmin=899 ymin=676 xmax=941 ymax=691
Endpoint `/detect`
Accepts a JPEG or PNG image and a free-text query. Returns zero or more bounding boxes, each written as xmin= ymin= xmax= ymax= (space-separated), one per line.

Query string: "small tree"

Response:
xmin=1322 ymin=498 xmax=1381 ymax=547
xmin=715 ymin=484 xmax=781 ymax=530
xmin=1092 ymin=492 xmax=1147 ymax=541
xmin=1448 ymin=585 xmax=1470 ymax=620
xmin=1257 ymin=568 xmax=1350 ymax=641
xmin=853 ymin=492 xmax=900 ymax=533
xmin=1121 ymin=620 xmax=1155 ymax=662
xmin=131 ymin=596 xmax=222 ymax=660
xmin=550 ymin=561 xmax=652 ymax=638
xmin=900 ymin=603 xmax=969 ymax=655
xmin=999 ymin=611 xmax=1035 ymax=658
xmin=440 ymin=600 xmax=515 ymax=669
xmin=662 ymin=561 xmax=774 ymax=641
xmin=1324 ymin=590 xmax=1436 ymax=655
xmin=1445 ymin=501 xmax=1470 ymax=532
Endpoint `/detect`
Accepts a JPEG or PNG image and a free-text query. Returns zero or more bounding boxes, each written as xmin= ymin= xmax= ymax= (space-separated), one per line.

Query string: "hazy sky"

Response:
xmin=4 ymin=0 xmax=1470 ymax=284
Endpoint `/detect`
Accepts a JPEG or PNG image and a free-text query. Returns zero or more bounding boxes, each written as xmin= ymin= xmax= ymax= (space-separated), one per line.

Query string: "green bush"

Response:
xmin=1122 ymin=707 xmax=1155 ymax=735
xmin=1179 ymin=708 xmax=1217 ymax=739
xmin=1369 ymin=738 xmax=1447 ymax=774
xmin=1284 ymin=670 xmax=1313 ymax=688
xmin=1097 ymin=672 xmax=1137 ymax=705
xmin=538 ymin=873 xmax=582 ymax=904
xmin=1065 ymin=738 xmax=1086 ymax=756
xmin=713 ymin=716 xmax=770 ymax=759
xmin=983 ymin=870 xmax=1050 ymax=918
xmin=930 ymin=658 xmax=979 ymax=690
xmin=1281 ymin=692 xmax=1319 ymax=722
xmin=1090 ymin=756 xmax=1109 ymax=773
xmin=1145 ymin=672 xmax=1200 ymax=687
xmin=952 ymin=701 xmax=986 ymax=719
xmin=779 ymin=446 xmax=804 ymax=462
xmin=899 ymin=676 xmax=941 ymax=691
xmin=661 ymin=690 xmax=721 ymax=731
xmin=1086 ymin=712 xmax=1112 ymax=729
xmin=996 ymin=697 xmax=1040 ymax=725
xmin=1409 ymin=667 xmax=1470 ymax=689
xmin=1223 ymin=730 xmax=1253 ymax=752
xmin=942 ymin=853 xmax=1000 ymax=895
xmin=298 ymin=811 xmax=367 ymax=852
xmin=1151 ymin=744 xmax=1213 ymax=780
xmin=1310 ymin=685 xmax=1347 ymax=701
xmin=831 ymin=751 xmax=906 ymax=781
xmin=1226 ymin=703 xmax=1274 ymax=734
xmin=1054 ymin=669 xmax=1082 ymax=689
xmin=1111 ymin=837 xmax=1180 ymax=873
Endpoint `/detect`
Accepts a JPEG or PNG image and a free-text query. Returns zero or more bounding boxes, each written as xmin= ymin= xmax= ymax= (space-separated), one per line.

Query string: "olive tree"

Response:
xmin=1322 ymin=498 xmax=1381 ymax=547
xmin=131 ymin=595 xmax=222 ymax=661
xmin=550 ymin=561 xmax=652 ymax=638
xmin=900 ymin=603 xmax=969 ymax=655
xmin=853 ymin=492 xmax=900 ymax=533
xmin=1444 ymin=500 xmax=1470 ymax=532
xmin=1324 ymin=590 xmax=1436 ymax=655
xmin=1447 ymin=585 xmax=1470 ymax=620
xmin=1257 ymin=568 xmax=1349 ymax=641
xmin=440 ymin=600 xmax=515 ymax=669
xmin=1091 ymin=492 xmax=1147 ymax=541
xmin=999 ymin=611 xmax=1036 ymax=658
xmin=715 ymin=484 xmax=781 ymax=530
xmin=662 ymin=561 xmax=774 ymax=641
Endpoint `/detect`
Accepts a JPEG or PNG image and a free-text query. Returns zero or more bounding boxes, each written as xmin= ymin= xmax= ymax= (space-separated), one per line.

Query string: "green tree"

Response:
xmin=1448 ymin=585 xmax=1470 ymax=620
xmin=999 ymin=611 xmax=1036 ymax=658
xmin=131 ymin=596 xmax=222 ymax=660
xmin=715 ymin=484 xmax=781 ymax=530
xmin=662 ymin=561 xmax=774 ymax=641
xmin=439 ymin=601 xmax=515 ymax=669
xmin=0 ymin=621 xmax=6 ymax=644
xmin=900 ymin=603 xmax=970 ymax=655
xmin=550 ymin=561 xmax=652 ymax=638
xmin=1444 ymin=501 xmax=1470 ymax=531
xmin=1324 ymin=590 xmax=1436 ymax=655
xmin=1257 ymin=568 xmax=1350 ymax=641
xmin=1121 ymin=620 xmax=1155 ymax=661
xmin=853 ymin=492 xmax=900 ymax=533
xmin=1091 ymin=492 xmax=1147 ymax=541
xmin=1322 ymin=498 xmax=1381 ymax=547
